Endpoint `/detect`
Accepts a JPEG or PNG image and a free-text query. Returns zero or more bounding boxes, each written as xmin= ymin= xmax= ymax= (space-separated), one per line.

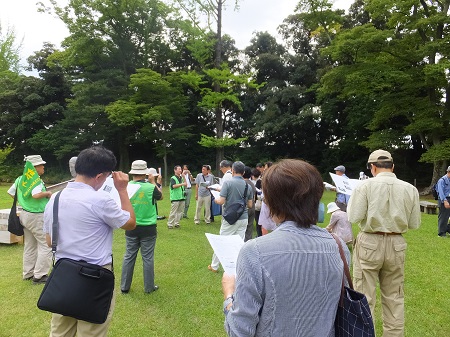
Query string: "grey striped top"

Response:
xmin=225 ymin=221 xmax=350 ymax=337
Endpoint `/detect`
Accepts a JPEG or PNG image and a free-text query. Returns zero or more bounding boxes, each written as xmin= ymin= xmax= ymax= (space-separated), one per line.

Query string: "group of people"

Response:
xmin=8 ymin=147 xmax=424 ymax=336
xmin=220 ymin=150 xmax=421 ymax=337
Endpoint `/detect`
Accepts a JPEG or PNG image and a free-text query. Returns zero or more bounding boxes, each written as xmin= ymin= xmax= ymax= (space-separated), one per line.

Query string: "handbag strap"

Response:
xmin=243 ymin=182 xmax=248 ymax=199
xmin=51 ymin=191 xmax=62 ymax=265
xmin=203 ymin=175 xmax=214 ymax=197
xmin=332 ymin=233 xmax=354 ymax=290
xmin=12 ymin=188 xmax=18 ymax=209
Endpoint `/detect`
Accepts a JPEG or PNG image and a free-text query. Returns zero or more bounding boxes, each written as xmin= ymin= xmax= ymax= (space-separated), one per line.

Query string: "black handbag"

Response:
xmin=37 ymin=191 xmax=115 ymax=324
xmin=8 ymin=190 xmax=24 ymax=236
xmin=222 ymin=183 xmax=248 ymax=225
xmin=332 ymin=234 xmax=375 ymax=337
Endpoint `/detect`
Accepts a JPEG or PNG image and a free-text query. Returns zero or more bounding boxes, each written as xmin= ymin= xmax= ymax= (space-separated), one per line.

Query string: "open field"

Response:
xmin=0 ymin=185 xmax=445 ymax=336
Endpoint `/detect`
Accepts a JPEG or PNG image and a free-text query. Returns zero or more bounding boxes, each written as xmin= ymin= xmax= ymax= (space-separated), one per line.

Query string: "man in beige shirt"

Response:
xmin=348 ymin=149 xmax=420 ymax=337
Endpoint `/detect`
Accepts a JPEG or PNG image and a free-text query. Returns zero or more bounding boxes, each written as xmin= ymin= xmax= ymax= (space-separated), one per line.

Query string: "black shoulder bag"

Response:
xmin=37 ymin=191 xmax=115 ymax=324
xmin=332 ymin=234 xmax=375 ymax=337
xmin=222 ymin=183 xmax=248 ymax=225
xmin=8 ymin=189 xmax=24 ymax=236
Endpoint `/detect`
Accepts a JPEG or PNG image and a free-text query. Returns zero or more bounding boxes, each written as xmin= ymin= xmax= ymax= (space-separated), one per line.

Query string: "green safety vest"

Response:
xmin=129 ymin=181 xmax=157 ymax=225
xmin=15 ymin=176 xmax=48 ymax=213
xmin=169 ymin=175 xmax=185 ymax=201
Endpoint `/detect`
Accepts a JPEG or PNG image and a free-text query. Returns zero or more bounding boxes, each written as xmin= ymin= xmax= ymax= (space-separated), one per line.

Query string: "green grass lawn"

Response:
xmin=0 ymin=184 xmax=445 ymax=336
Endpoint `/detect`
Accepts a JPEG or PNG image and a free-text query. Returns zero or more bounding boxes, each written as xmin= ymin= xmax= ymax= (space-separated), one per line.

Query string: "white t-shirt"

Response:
xmin=8 ymin=180 xmax=44 ymax=197
xmin=221 ymin=170 xmax=232 ymax=185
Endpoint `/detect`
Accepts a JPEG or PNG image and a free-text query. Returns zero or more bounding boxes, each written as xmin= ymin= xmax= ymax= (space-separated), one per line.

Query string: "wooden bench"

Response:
xmin=419 ymin=201 xmax=438 ymax=214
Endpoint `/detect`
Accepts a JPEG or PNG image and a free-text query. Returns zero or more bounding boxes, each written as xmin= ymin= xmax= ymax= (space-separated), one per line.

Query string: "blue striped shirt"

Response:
xmin=225 ymin=222 xmax=350 ymax=337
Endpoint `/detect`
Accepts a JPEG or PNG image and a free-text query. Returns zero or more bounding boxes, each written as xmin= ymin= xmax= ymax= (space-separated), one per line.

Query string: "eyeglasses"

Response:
xmin=366 ymin=163 xmax=373 ymax=170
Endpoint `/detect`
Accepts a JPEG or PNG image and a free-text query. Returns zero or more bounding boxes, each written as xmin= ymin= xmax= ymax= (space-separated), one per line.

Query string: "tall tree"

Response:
xmin=41 ymin=0 xmax=186 ymax=167
xmin=174 ymin=0 xmax=242 ymax=171
xmin=321 ymin=0 xmax=450 ymax=187
xmin=106 ymin=68 xmax=191 ymax=183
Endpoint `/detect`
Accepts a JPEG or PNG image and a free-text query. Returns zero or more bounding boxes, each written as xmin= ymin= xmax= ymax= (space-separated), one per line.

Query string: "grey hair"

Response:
xmin=232 ymin=161 xmax=245 ymax=174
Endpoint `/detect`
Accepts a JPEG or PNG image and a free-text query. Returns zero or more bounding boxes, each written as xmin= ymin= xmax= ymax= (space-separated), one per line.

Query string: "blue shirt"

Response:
xmin=437 ymin=174 xmax=450 ymax=203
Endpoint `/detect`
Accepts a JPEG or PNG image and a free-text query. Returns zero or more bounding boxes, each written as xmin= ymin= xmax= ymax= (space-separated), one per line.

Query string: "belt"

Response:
xmin=186 ymin=187 xmax=191 ymax=189
xmin=368 ymin=232 xmax=402 ymax=236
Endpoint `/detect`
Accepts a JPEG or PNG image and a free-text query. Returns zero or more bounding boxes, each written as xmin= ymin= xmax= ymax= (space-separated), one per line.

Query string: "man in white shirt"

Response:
xmin=43 ymin=146 xmax=136 ymax=337
xmin=219 ymin=160 xmax=233 ymax=186
xmin=182 ymin=164 xmax=194 ymax=219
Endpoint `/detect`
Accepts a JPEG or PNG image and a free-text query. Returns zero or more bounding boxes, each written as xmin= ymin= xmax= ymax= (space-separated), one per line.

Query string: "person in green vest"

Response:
xmin=121 ymin=160 xmax=162 ymax=294
xmin=7 ymin=155 xmax=52 ymax=284
xmin=167 ymin=165 xmax=187 ymax=229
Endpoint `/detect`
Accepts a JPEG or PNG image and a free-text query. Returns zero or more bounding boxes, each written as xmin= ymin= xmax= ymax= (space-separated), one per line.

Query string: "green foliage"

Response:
xmin=0 ymin=145 xmax=13 ymax=163
xmin=198 ymin=134 xmax=246 ymax=148
xmin=420 ymin=139 xmax=450 ymax=163
xmin=0 ymin=23 xmax=21 ymax=73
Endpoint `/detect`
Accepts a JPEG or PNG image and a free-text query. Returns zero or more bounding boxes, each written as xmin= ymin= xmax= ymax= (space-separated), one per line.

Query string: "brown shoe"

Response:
xmin=208 ymin=265 xmax=218 ymax=273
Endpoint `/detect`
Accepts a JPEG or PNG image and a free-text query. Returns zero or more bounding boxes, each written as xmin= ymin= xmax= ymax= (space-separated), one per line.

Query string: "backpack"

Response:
xmin=433 ymin=178 xmax=444 ymax=200
xmin=432 ymin=183 xmax=439 ymax=200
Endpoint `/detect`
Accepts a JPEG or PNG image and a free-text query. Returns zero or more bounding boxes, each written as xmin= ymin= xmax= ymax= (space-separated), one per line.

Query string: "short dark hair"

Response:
xmin=251 ymin=168 xmax=261 ymax=178
xmin=232 ymin=161 xmax=245 ymax=174
xmin=265 ymin=161 xmax=273 ymax=168
xmin=202 ymin=164 xmax=211 ymax=170
xmin=263 ymin=159 xmax=323 ymax=228
xmin=243 ymin=166 xmax=252 ymax=179
xmin=75 ymin=146 xmax=116 ymax=178
xmin=256 ymin=163 xmax=264 ymax=168
xmin=174 ymin=165 xmax=181 ymax=171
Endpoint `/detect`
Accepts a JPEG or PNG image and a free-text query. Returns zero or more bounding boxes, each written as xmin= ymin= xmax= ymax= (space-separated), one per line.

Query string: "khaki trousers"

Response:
xmin=167 ymin=200 xmax=185 ymax=227
xmin=49 ymin=264 xmax=115 ymax=337
xmin=194 ymin=195 xmax=211 ymax=224
xmin=20 ymin=211 xmax=52 ymax=279
xmin=353 ymin=232 xmax=407 ymax=337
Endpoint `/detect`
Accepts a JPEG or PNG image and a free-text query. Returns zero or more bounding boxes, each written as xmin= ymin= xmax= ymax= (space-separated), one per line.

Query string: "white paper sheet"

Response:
xmin=208 ymin=184 xmax=221 ymax=199
xmin=99 ymin=177 xmax=140 ymax=206
xmin=205 ymin=233 xmax=244 ymax=275
xmin=329 ymin=173 xmax=363 ymax=196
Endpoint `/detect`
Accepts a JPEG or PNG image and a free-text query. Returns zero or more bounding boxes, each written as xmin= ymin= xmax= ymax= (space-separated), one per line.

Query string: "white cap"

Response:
xmin=326 ymin=202 xmax=340 ymax=214
xmin=147 ymin=167 xmax=159 ymax=177
xmin=25 ymin=155 xmax=46 ymax=166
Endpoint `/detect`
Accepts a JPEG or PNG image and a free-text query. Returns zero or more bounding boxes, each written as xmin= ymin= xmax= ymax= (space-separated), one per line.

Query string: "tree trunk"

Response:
xmin=118 ymin=137 xmax=129 ymax=172
xmin=214 ymin=0 xmax=224 ymax=172
xmin=163 ymin=142 xmax=168 ymax=187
